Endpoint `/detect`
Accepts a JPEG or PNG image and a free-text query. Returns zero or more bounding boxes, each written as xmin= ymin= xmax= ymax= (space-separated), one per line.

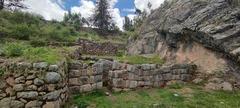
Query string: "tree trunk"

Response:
xmin=0 ymin=0 xmax=4 ymax=10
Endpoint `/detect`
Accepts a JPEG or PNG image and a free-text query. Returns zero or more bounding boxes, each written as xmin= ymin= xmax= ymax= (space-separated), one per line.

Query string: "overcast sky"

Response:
xmin=23 ymin=0 xmax=165 ymax=30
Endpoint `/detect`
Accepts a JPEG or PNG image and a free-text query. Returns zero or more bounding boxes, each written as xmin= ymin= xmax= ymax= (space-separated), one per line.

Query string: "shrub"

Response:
xmin=10 ymin=24 xmax=33 ymax=40
xmin=3 ymin=43 xmax=28 ymax=57
xmin=30 ymin=38 xmax=47 ymax=47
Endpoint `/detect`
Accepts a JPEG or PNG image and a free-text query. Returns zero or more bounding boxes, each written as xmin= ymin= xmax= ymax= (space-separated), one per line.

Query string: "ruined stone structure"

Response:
xmin=77 ymin=38 xmax=125 ymax=56
xmin=0 ymin=60 xmax=68 ymax=108
xmin=0 ymin=59 xmax=196 ymax=108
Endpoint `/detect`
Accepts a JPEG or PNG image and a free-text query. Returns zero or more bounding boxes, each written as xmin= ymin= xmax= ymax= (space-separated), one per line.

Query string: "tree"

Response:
xmin=63 ymin=11 xmax=86 ymax=30
xmin=123 ymin=16 xmax=133 ymax=31
xmin=93 ymin=0 xmax=115 ymax=32
xmin=0 ymin=0 xmax=26 ymax=10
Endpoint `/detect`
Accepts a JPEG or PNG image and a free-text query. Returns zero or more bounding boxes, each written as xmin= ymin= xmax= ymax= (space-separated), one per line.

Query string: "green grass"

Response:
xmin=0 ymin=42 xmax=70 ymax=64
xmin=66 ymin=85 xmax=240 ymax=108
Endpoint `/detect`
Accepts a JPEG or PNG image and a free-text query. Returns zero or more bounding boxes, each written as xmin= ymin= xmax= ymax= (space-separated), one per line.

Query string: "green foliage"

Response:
xmin=10 ymin=24 xmax=34 ymax=40
xmin=68 ymin=85 xmax=240 ymax=108
xmin=1 ymin=42 xmax=65 ymax=64
xmin=168 ymin=83 xmax=183 ymax=89
xmin=0 ymin=10 xmax=79 ymax=43
xmin=117 ymin=55 xmax=164 ymax=64
xmin=3 ymin=42 xmax=28 ymax=57
xmin=123 ymin=16 xmax=134 ymax=31
xmin=30 ymin=38 xmax=47 ymax=47
xmin=23 ymin=47 xmax=63 ymax=64
xmin=93 ymin=0 xmax=116 ymax=32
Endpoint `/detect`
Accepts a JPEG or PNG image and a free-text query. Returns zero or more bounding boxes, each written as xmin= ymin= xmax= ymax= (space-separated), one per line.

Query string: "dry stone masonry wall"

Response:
xmin=68 ymin=59 xmax=196 ymax=93
xmin=0 ymin=59 xmax=196 ymax=108
xmin=109 ymin=63 xmax=196 ymax=91
xmin=0 ymin=60 xmax=68 ymax=108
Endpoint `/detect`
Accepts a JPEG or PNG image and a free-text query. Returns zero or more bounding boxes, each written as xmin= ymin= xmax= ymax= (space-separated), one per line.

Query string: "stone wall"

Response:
xmin=68 ymin=59 xmax=196 ymax=93
xmin=68 ymin=61 xmax=104 ymax=93
xmin=108 ymin=63 xmax=196 ymax=91
xmin=0 ymin=58 xmax=196 ymax=108
xmin=0 ymin=60 xmax=68 ymax=108
xmin=76 ymin=38 xmax=124 ymax=56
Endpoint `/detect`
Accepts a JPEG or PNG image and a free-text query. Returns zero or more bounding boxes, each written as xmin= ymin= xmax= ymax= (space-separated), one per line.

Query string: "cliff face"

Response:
xmin=128 ymin=0 xmax=240 ymax=73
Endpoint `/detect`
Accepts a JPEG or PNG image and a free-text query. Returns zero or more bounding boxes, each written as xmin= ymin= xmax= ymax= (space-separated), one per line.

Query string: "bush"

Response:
xmin=10 ymin=24 xmax=33 ymax=40
xmin=3 ymin=43 xmax=28 ymax=57
xmin=30 ymin=38 xmax=47 ymax=47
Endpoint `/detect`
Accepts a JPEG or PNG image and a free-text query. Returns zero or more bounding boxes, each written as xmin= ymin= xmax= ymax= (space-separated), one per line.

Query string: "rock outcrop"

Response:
xmin=128 ymin=0 xmax=240 ymax=73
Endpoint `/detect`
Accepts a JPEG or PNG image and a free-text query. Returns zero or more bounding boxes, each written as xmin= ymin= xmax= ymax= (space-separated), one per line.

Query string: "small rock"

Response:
xmin=49 ymin=65 xmax=59 ymax=71
xmin=193 ymin=78 xmax=203 ymax=84
xmin=42 ymin=90 xmax=61 ymax=101
xmin=25 ymin=100 xmax=43 ymax=108
xmin=129 ymin=81 xmax=138 ymax=89
xmin=33 ymin=62 xmax=48 ymax=69
xmin=81 ymin=84 xmax=92 ymax=92
xmin=43 ymin=101 xmax=60 ymax=108
xmin=13 ymin=84 xmax=24 ymax=92
xmin=45 ymin=72 xmax=61 ymax=84
xmin=26 ymin=85 xmax=38 ymax=91
xmin=26 ymin=75 xmax=36 ymax=80
xmin=15 ymin=76 xmax=25 ymax=84
xmin=0 ymin=98 xmax=24 ymax=108
xmin=17 ymin=91 xmax=38 ymax=99
xmin=6 ymin=77 xmax=15 ymax=86
xmin=34 ymin=78 xmax=44 ymax=86
xmin=19 ymin=98 xmax=27 ymax=104
xmin=205 ymin=82 xmax=221 ymax=90
xmin=221 ymin=82 xmax=233 ymax=91
xmin=5 ymin=87 xmax=14 ymax=96
xmin=0 ymin=80 xmax=6 ymax=89
xmin=25 ymin=80 xmax=33 ymax=85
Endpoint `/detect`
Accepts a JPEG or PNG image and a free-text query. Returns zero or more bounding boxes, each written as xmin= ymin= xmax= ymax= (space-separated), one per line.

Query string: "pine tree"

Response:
xmin=123 ymin=16 xmax=133 ymax=31
xmin=93 ymin=0 xmax=114 ymax=32
xmin=63 ymin=11 xmax=86 ymax=30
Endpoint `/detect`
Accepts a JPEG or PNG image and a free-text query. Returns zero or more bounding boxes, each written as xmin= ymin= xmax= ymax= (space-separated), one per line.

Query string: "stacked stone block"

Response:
xmin=68 ymin=61 xmax=103 ymax=93
xmin=109 ymin=63 xmax=196 ymax=91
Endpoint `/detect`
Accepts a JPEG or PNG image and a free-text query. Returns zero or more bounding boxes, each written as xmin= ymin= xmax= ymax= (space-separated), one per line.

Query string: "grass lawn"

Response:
xmin=65 ymin=85 xmax=240 ymax=108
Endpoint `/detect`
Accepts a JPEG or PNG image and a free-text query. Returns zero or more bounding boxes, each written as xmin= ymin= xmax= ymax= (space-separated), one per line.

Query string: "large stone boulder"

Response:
xmin=128 ymin=0 xmax=240 ymax=74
